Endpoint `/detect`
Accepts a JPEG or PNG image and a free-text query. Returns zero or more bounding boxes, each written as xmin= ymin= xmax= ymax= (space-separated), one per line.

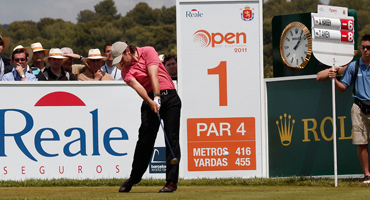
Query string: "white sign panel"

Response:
xmin=318 ymin=5 xmax=348 ymax=18
xmin=0 ymin=82 xmax=166 ymax=180
xmin=311 ymin=5 xmax=354 ymax=66
xmin=177 ymin=0 xmax=264 ymax=178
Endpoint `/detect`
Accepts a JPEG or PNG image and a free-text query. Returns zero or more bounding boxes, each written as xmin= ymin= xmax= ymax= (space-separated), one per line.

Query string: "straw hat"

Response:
xmin=83 ymin=49 xmax=107 ymax=62
xmin=31 ymin=42 xmax=49 ymax=55
xmin=0 ymin=35 xmax=10 ymax=52
xmin=12 ymin=45 xmax=33 ymax=63
xmin=43 ymin=48 xmax=67 ymax=62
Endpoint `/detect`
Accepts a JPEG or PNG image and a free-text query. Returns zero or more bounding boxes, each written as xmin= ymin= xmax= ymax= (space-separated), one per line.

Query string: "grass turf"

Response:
xmin=0 ymin=177 xmax=370 ymax=199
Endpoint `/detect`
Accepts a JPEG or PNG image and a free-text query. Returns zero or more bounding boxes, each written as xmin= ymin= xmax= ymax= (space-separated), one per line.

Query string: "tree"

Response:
xmin=77 ymin=10 xmax=97 ymax=23
xmin=329 ymin=0 xmax=367 ymax=11
xmin=113 ymin=16 xmax=136 ymax=31
xmin=126 ymin=2 xmax=158 ymax=26
xmin=6 ymin=21 xmax=40 ymax=42
xmin=37 ymin=18 xmax=64 ymax=36
xmin=94 ymin=0 xmax=121 ymax=21
xmin=160 ymin=6 xmax=176 ymax=25
xmin=90 ymin=24 xmax=123 ymax=49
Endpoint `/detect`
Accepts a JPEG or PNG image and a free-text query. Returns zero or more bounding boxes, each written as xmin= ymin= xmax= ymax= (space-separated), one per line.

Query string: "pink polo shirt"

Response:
xmin=121 ymin=47 xmax=175 ymax=93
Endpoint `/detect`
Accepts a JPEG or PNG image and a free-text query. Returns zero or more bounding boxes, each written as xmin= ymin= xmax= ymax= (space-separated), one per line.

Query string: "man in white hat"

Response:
xmin=60 ymin=47 xmax=84 ymax=75
xmin=30 ymin=42 xmax=50 ymax=76
xmin=78 ymin=49 xmax=113 ymax=81
xmin=38 ymin=48 xmax=76 ymax=81
xmin=0 ymin=35 xmax=13 ymax=80
xmin=2 ymin=45 xmax=36 ymax=81
xmin=101 ymin=43 xmax=122 ymax=81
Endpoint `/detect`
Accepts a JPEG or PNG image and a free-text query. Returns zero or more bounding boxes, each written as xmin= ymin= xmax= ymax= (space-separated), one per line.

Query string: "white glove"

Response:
xmin=154 ymin=96 xmax=161 ymax=110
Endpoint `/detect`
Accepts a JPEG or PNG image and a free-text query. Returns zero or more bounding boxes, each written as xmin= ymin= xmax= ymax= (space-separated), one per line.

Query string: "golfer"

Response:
xmin=111 ymin=41 xmax=181 ymax=193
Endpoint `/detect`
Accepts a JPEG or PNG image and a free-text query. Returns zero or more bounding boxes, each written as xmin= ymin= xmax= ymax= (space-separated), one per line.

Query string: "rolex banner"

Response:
xmin=267 ymin=76 xmax=362 ymax=177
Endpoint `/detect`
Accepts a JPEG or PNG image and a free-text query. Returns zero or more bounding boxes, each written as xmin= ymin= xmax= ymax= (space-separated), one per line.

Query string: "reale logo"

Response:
xmin=0 ymin=91 xmax=129 ymax=162
xmin=186 ymin=9 xmax=203 ymax=18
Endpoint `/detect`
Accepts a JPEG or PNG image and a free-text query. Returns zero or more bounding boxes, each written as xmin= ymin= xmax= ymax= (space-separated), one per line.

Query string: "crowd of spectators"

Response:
xmin=0 ymin=36 xmax=177 ymax=82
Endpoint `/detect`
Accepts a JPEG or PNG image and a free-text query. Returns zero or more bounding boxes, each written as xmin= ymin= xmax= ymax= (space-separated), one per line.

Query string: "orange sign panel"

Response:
xmin=187 ymin=117 xmax=256 ymax=171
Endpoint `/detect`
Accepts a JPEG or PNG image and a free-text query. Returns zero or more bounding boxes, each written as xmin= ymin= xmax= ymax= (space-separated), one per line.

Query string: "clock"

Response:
xmin=280 ymin=22 xmax=312 ymax=70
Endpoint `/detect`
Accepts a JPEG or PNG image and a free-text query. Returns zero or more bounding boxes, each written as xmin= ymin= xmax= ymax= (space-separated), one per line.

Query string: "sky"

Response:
xmin=1 ymin=0 xmax=330 ymax=25
xmin=1 ymin=0 xmax=176 ymax=25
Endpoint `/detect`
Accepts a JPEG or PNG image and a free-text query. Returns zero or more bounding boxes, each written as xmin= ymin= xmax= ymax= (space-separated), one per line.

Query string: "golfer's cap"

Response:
xmin=111 ymin=41 xmax=128 ymax=66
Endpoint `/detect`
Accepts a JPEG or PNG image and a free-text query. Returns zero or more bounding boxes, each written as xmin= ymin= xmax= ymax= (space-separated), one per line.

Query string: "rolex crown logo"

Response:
xmin=276 ymin=113 xmax=295 ymax=146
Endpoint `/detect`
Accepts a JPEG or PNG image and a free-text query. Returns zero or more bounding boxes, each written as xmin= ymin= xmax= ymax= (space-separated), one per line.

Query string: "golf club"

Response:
xmin=156 ymin=111 xmax=179 ymax=165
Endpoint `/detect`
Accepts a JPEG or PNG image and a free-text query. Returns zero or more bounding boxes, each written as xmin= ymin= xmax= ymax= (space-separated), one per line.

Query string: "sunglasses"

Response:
xmin=361 ymin=45 xmax=370 ymax=50
xmin=14 ymin=58 xmax=26 ymax=62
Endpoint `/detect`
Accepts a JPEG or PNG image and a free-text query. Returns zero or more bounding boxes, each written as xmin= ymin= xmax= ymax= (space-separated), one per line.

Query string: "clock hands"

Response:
xmin=293 ymin=36 xmax=302 ymax=50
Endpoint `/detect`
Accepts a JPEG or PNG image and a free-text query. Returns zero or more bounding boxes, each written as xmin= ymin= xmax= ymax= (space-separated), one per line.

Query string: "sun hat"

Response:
xmin=111 ymin=42 xmax=128 ymax=66
xmin=0 ymin=35 xmax=10 ymax=51
xmin=12 ymin=45 xmax=33 ymax=63
xmin=61 ymin=47 xmax=74 ymax=55
xmin=43 ymin=48 xmax=67 ymax=62
xmin=31 ymin=42 xmax=49 ymax=55
xmin=83 ymin=49 xmax=107 ymax=62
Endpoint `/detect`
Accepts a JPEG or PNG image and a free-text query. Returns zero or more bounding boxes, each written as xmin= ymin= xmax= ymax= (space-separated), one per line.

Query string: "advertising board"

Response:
xmin=0 ymin=82 xmax=166 ymax=180
xmin=177 ymin=0 xmax=265 ymax=178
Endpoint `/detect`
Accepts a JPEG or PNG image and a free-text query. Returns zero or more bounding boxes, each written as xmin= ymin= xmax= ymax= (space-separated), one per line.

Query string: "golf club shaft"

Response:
xmin=156 ymin=112 xmax=177 ymax=159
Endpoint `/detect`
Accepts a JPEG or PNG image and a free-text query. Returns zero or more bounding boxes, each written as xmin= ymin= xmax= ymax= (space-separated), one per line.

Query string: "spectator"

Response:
xmin=163 ymin=54 xmax=177 ymax=80
xmin=30 ymin=42 xmax=50 ymax=76
xmin=101 ymin=43 xmax=122 ymax=80
xmin=0 ymin=35 xmax=13 ymax=80
xmin=0 ymin=35 xmax=9 ymax=53
xmin=78 ymin=49 xmax=113 ymax=81
xmin=38 ymin=48 xmax=76 ymax=81
xmin=61 ymin=47 xmax=85 ymax=75
xmin=2 ymin=45 xmax=35 ymax=81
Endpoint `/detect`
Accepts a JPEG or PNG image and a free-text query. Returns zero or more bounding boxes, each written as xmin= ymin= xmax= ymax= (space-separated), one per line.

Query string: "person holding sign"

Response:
xmin=329 ymin=34 xmax=370 ymax=183
xmin=111 ymin=41 xmax=181 ymax=193
xmin=316 ymin=63 xmax=347 ymax=82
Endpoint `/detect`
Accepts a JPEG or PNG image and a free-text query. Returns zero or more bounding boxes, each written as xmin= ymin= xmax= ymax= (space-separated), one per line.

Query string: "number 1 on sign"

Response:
xmin=208 ymin=61 xmax=227 ymax=106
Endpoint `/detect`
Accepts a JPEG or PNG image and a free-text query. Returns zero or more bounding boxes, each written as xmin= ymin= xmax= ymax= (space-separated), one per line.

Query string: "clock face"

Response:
xmin=280 ymin=22 xmax=312 ymax=70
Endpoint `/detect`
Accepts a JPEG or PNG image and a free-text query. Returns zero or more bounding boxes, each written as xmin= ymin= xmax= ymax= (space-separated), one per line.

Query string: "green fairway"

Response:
xmin=1 ymin=177 xmax=370 ymax=199
xmin=1 ymin=185 xmax=370 ymax=200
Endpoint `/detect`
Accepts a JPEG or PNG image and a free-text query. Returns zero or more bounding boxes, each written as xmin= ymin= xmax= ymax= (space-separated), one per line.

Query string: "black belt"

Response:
xmin=160 ymin=89 xmax=176 ymax=96
xmin=354 ymin=98 xmax=370 ymax=106
xmin=149 ymin=89 xmax=176 ymax=97
xmin=354 ymin=98 xmax=361 ymax=107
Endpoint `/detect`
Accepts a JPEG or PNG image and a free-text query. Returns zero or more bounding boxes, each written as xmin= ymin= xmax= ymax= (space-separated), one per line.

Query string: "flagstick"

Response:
xmin=332 ymin=59 xmax=338 ymax=187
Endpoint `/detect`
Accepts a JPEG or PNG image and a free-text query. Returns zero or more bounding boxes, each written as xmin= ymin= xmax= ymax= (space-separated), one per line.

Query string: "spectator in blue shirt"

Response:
xmin=2 ymin=45 xmax=36 ymax=81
